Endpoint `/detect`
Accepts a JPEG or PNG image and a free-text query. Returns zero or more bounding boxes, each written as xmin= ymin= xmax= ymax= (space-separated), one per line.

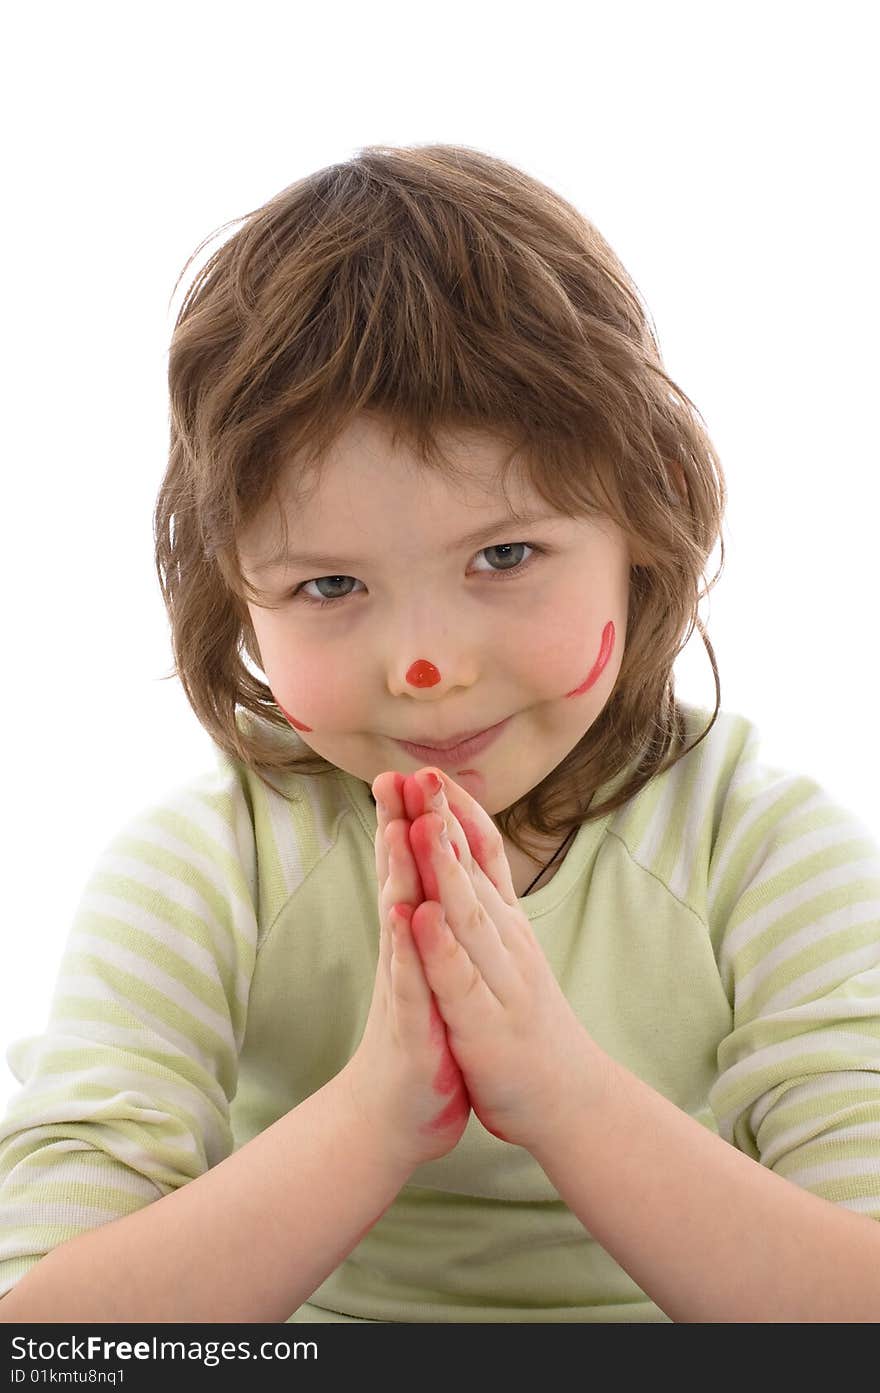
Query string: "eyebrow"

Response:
xmin=250 ymin=510 xmax=564 ymax=574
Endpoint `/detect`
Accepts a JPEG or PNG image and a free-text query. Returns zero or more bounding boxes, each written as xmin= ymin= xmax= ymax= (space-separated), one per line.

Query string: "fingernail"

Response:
xmin=424 ymin=770 xmax=442 ymax=799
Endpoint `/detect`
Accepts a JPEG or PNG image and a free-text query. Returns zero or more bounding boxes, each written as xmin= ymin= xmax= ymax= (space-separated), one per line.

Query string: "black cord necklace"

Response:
xmin=521 ymin=825 xmax=578 ymax=895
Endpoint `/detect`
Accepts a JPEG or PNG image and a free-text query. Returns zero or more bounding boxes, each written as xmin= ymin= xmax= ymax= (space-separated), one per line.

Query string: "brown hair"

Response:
xmin=154 ymin=142 xmax=726 ymax=863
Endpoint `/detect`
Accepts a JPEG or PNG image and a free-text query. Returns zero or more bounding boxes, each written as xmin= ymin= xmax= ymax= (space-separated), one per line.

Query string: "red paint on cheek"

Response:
xmin=277 ymin=701 xmax=313 ymax=732
xmin=564 ymin=620 xmax=615 ymax=699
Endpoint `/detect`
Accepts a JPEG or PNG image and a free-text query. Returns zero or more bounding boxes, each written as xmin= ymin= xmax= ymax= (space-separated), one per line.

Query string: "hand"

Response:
xmin=378 ymin=767 xmax=603 ymax=1154
xmin=344 ymin=771 xmax=472 ymax=1174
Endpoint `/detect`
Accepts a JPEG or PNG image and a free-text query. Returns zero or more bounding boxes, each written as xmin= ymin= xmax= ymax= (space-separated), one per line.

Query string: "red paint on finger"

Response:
xmin=452 ymin=811 xmax=487 ymax=866
xmin=408 ymin=820 xmax=443 ymax=900
xmin=447 ymin=803 xmax=505 ymax=896
xmin=564 ymin=620 xmax=615 ymax=699
xmin=409 ymin=901 xmax=447 ymax=956
xmin=423 ymin=771 xmax=442 ymax=799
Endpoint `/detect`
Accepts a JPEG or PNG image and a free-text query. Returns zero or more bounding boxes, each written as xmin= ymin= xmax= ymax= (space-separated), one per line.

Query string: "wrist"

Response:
xmin=526 ymin=1028 xmax=617 ymax=1162
xmin=333 ymin=1060 xmax=422 ymax=1182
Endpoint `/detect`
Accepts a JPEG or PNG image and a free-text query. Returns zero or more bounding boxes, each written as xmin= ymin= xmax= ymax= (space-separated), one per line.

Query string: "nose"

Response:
xmin=406 ymin=659 xmax=442 ymax=688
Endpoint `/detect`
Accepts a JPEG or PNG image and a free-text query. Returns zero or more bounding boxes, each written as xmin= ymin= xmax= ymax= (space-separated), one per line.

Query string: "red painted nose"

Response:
xmin=406 ymin=659 xmax=441 ymax=688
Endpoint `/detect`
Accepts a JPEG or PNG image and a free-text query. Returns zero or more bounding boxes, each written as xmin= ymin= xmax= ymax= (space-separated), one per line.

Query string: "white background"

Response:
xmin=1 ymin=0 xmax=877 ymax=1110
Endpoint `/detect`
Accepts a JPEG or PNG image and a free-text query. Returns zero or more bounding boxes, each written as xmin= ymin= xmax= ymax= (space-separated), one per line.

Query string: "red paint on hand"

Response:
xmin=421 ymin=1087 xmax=471 ymax=1135
xmin=483 ymin=1122 xmax=512 ymax=1143
xmin=411 ymin=929 xmax=472 ymax=1135
xmin=432 ymin=1040 xmax=461 ymax=1096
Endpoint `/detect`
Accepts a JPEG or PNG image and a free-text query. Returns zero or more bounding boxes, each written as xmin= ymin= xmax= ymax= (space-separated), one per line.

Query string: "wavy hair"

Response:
xmin=154 ymin=142 xmax=726 ymax=863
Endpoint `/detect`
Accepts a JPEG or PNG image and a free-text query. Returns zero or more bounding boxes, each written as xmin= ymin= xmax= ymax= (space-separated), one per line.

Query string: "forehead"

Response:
xmin=298 ymin=415 xmax=530 ymax=502
xmin=240 ymin=415 xmax=547 ymax=560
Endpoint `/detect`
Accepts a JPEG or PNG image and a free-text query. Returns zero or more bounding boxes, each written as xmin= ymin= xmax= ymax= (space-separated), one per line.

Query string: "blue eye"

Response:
xmin=291 ymin=541 xmax=547 ymax=609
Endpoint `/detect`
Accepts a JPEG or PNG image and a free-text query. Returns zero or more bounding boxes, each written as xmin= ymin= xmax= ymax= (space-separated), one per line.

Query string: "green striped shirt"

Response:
xmin=1 ymin=702 xmax=878 ymax=1321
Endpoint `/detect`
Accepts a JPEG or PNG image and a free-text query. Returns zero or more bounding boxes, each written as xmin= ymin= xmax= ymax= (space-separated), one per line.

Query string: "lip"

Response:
xmin=394 ymin=716 xmax=512 ymax=764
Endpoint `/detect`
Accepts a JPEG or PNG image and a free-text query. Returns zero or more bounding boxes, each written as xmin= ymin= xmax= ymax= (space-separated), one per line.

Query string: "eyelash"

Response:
xmin=290 ymin=542 xmax=549 ymax=609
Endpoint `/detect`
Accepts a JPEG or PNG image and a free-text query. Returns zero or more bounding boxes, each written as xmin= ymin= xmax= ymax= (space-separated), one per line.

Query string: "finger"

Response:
xmin=412 ymin=782 xmax=522 ymax=960
xmin=372 ymin=770 xmax=406 ymax=887
xmin=421 ymin=768 xmax=518 ymax=906
xmin=376 ymin=817 xmax=420 ymax=980
xmin=409 ymin=814 xmax=519 ymax=1003
xmin=388 ymin=902 xmax=436 ymax=1026
xmin=409 ymin=897 xmax=499 ymax=1023
xmin=381 ymin=818 xmax=426 ymax=915
xmin=403 ymin=770 xmax=469 ymax=866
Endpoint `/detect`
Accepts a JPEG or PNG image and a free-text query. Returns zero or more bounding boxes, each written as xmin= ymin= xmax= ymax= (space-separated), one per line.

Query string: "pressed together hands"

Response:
xmin=345 ymin=766 xmax=602 ymax=1172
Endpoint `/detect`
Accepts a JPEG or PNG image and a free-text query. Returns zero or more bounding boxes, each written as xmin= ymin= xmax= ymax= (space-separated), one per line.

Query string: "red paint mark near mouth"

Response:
xmin=278 ymin=701 xmax=313 ymax=732
xmin=564 ymin=620 xmax=615 ymax=699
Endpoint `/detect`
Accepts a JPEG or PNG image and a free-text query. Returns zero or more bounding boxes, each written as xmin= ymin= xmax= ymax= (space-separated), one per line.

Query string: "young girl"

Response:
xmin=1 ymin=144 xmax=879 ymax=1324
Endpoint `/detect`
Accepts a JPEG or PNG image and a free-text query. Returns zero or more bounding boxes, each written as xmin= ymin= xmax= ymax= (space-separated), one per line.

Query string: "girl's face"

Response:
xmin=239 ymin=413 xmax=632 ymax=833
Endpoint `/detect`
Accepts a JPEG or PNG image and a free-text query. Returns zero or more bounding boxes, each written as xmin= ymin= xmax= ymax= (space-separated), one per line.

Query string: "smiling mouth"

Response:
xmin=392 ymin=717 xmax=513 ymax=763
xmin=399 ymin=722 xmax=500 ymax=751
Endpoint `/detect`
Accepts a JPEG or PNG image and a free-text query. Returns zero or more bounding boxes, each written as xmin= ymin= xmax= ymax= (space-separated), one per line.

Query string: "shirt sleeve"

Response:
xmin=0 ymin=765 xmax=260 ymax=1297
xmin=706 ymin=760 xmax=880 ymax=1219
